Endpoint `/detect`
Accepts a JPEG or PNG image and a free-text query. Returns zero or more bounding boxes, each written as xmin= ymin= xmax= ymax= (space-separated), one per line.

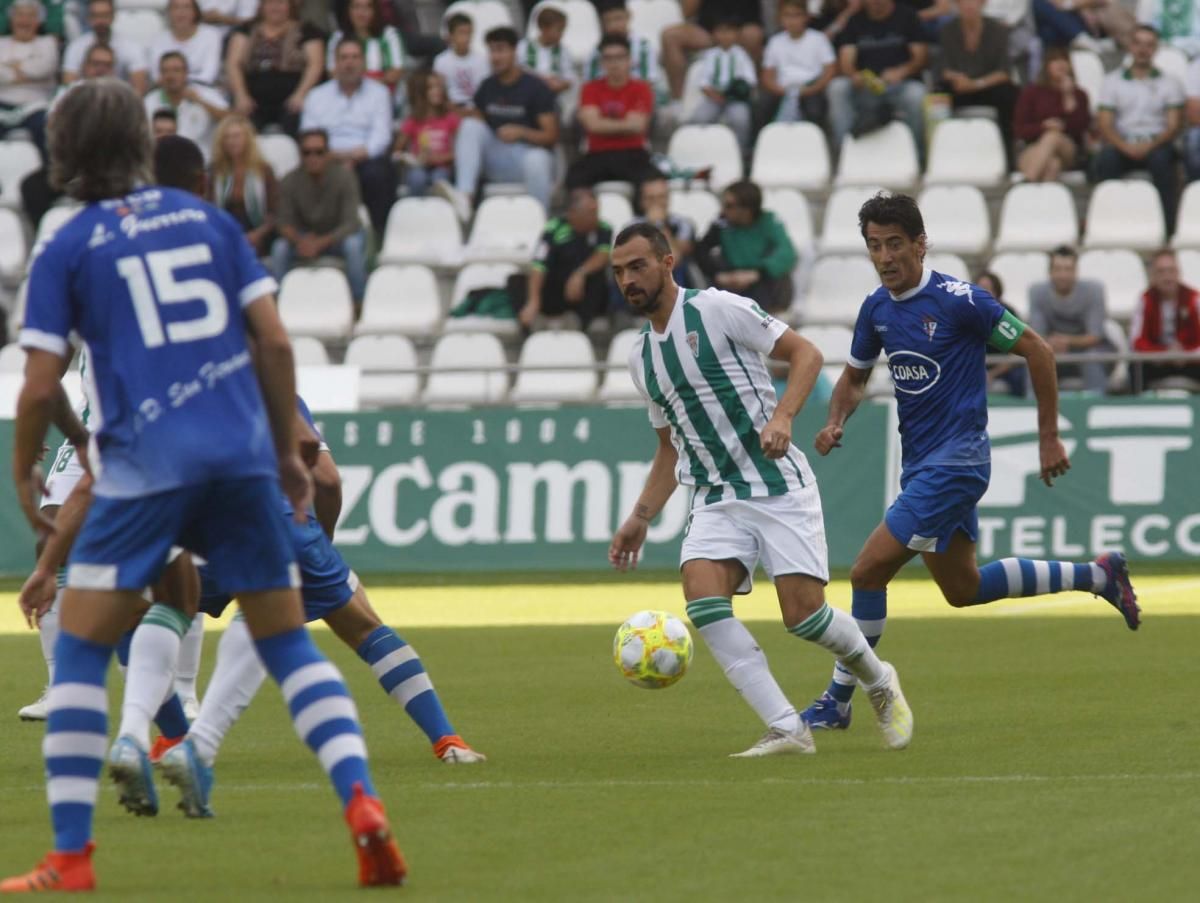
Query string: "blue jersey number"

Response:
xmin=116 ymin=244 xmax=228 ymax=349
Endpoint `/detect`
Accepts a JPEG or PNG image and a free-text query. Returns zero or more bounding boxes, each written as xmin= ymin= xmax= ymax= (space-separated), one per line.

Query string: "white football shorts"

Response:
xmin=41 ymin=442 xmax=86 ymax=509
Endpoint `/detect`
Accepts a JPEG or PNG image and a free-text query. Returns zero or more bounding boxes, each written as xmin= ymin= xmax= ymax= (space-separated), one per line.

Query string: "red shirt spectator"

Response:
xmin=1013 ymin=82 xmax=1091 ymax=145
xmin=1131 ymin=287 xmax=1200 ymax=351
xmin=579 ymin=76 xmax=653 ymax=153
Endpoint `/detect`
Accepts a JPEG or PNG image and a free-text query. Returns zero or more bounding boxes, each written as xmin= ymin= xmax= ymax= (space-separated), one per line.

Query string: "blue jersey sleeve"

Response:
xmin=954 ymin=283 xmax=1006 ymax=341
xmin=20 ymin=235 xmax=75 ymax=358
xmin=847 ymin=297 xmax=881 ymax=368
xmin=219 ymin=208 xmax=276 ymax=308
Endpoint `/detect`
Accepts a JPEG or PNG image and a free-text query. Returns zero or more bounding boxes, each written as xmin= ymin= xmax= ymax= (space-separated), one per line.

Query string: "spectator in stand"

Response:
xmin=939 ymin=0 xmax=1017 ymax=163
xmin=226 ymin=0 xmax=324 ymax=137
xmin=1140 ymin=0 xmax=1199 ymax=57
xmin=517 ymin=4 xmax=573 ymax=96
xmin=151 ymin=0 xmax=225 ymax=86
xmin=211 ymin=113 xmax=278 ymax=255
xmin=828 ymin=0 xmax=929 ymax=160
xmin=327 ymin=0 xmax=406 ymax=94
xmin=62 ymin=0 xmax=150 ymax=94
xmin=152 ymin=107 xmax=179 ymax=139
xmin=396 ymin=69 xmax=458 ymax=197
xmin=1014 ymin=47 xmax=1091 ymax=182
xmin=1131 ymin=249 xmax=1200 ymax=387
xmin=629 ymin=176 xmax=696 ymax=286
xmin=438 ymin=26 xmax=558 ymax=217
xmin=145 ymin=52 xmax=229 ymax=161
xmin=813 ymin=0 xmax=862 ymax=41
xmin=662 ymin=0 xmax=766 ymax=99
xmin=1028 ymin=245 xmax=1110 ymax=394
xmin=1094 ymin=24 xmax=1183 ymax=234
xmin=1186 ymin=54 xmax=1200 ymax=182
xmin=696 ymin=179 xmax=798 ymax=312
xmin=0 ymin=0 xmax=57 ymax=153
xmin=567 ymin=34 xmax=659 ymax=191
xmin=687 ymin=17 xmax=758 ymax=155
xmin=200 ymin=0 xmax=257 ymax=38
xmin=434 ymin=12 xmax=489 ymax=113
xmin=272 ymin=127 xmax=369 ymax=303
xmin=520 ymin=187 xmax=613 ymax=331
xmin=0 ymin=0 xmax=69 ymax=38
xmin=1033 ymin=0 xmax=1134 ymax=51
xmin=975 ymin=269 xmax=1028 ymax=397
xmin=300 ymin=38 xmax=395 ymax=236
xmin=761 ymin=0 xmax=837 ymax=124
xmin=587 ymin=1 xmax=666 ymax=102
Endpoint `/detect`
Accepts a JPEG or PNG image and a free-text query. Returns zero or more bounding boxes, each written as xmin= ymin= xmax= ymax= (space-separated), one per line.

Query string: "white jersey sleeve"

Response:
xmin=710 ymin=291 xmax=789 ymax=356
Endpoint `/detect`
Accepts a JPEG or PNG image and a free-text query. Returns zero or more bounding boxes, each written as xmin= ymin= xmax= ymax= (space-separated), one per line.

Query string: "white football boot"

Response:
xmin=18 ymin=688 xmax=50 ymax=721
xmin=865 ymin=662 xmax=913 ymax=750
xmin=730 ymin=722 xmax=816 ymax=757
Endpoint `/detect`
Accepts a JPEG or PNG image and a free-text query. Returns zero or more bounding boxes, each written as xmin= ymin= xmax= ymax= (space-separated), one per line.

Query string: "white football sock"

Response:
xmin=174 ymin=614 xmax=205 ymax=703
xmin=118 ymin=605 xmax=191 ymax=748
xmin=789 ymin=604 xmax=888 ymax=691
xmin=39 ymin=589 xmax=61 ymax=685
xmin=189 ymin=617 xmax=267 ymax=767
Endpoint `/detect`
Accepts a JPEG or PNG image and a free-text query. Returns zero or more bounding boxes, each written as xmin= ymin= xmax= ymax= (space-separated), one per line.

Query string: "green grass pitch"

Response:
xmin=0 ymin=585 xmax=1197 ymax=900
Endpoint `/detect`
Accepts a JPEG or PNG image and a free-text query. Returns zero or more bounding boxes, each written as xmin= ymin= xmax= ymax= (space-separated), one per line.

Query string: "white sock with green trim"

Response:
xmin=118 ymin=604 xmax=192 ymax=749
xmin=788 ymin=604 xmax=888 ymax=691
xmin=174 ymin=614 xmax=205 ymax=704
xmin=39 ymin=589 xmax=61 ymax=685
xmin=189 ymin=616 xmax=268 ymax=767
xmin=686 ymin=597 xmax=801 ymax=733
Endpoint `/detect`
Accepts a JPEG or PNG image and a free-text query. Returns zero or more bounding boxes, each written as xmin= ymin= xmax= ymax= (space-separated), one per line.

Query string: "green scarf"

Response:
xmin=1160 ymin=0 xmax=1194 ymax=40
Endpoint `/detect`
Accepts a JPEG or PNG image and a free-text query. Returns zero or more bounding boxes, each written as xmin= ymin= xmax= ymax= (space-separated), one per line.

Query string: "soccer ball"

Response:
xmin=613 ymin=610 xmax=693 ymax=689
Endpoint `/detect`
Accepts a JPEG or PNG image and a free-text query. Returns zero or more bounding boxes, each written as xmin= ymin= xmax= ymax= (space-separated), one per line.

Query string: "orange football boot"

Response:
xmin=0 ymin=842 xmax=96 ymax=893
xmin=344 ymin=784 xmax=406 ymax=887
xmin=148 ymin=735 xmax=184 ymax=765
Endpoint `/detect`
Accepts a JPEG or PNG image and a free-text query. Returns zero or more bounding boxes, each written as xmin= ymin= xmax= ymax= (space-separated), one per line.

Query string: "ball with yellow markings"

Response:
xmin=613 ymin=610 xmax=693 ymax=689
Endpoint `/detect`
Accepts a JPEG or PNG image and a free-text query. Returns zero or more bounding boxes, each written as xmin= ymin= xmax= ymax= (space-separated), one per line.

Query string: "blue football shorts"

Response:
xmin=884 ymin=463 xmax=991 ymax=554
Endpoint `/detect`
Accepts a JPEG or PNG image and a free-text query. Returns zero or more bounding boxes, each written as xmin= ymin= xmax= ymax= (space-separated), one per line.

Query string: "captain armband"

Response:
xmin=988 ymin=310 xmax=1026 ymax=353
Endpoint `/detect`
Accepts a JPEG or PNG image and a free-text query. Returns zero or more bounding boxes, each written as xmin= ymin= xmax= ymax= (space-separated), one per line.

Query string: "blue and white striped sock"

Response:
xmin=826 ymin=589 xmax=887 ymax=708
xmin=255 ymin=627 xmax=375 ymax=807
xmin=44 ymin=631 xmax=112 ymax=852
xmin=973 ymin=559 xmax=1105 ymax=604
xmin=357 ymin=626 xmax=455 ymax=744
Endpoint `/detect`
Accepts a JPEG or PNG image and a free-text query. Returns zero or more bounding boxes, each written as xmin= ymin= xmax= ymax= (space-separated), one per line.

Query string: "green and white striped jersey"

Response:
xmin=629 ymin=287 xmax=812 ymax=507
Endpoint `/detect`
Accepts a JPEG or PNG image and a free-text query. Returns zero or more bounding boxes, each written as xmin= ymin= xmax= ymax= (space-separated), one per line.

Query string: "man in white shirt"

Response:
xmin=61 ymin=0 xmax=149 ymax=94
xmin=686 ymin=18 xmax=759 ymax=153
xmin=150 ymin=0 xmax=225 ymax=85
xmin=301 ymin=38 xmax=396 ymax=235
xmin=144 ymin=52 xmax=228 ymax=161
xmin=761 ymin=0 xmax=836 ymax=123
xmin=433 ymin=12 xmax=490 ymax=112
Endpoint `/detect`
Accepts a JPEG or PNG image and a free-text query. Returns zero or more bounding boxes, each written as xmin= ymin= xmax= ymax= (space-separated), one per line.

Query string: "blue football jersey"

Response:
xmin=848 ymin=269 xmax=1006 ymax=475
xmin=21 ymin=187 xmax=280 ymax=498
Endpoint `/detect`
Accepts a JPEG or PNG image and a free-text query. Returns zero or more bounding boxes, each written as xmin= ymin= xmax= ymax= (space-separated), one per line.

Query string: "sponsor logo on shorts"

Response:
xmin=886 ymin=350 xmax=941 ymax=395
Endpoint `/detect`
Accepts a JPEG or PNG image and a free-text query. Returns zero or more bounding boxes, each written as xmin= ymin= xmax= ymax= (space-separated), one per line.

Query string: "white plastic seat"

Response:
xmin=798 ymin=323 xmax=855 ymax=384
xmin=666 ymin=124 xmax=743 ymax=192
xmin=668 ymin=187 xmax=720 ymax=237
xmin=422 ymin=332 xmax=509 ymax=404
xmin=1078 ymin=250 xmax=1146 ymax=321
xmin=598 ymin=327 xmax=643 ymax=401
xmin=818 ymin=185 xmax=884 ymax=254
xmin=346 ymin=334 xmax=420 ymax=406
xmin=0 ymin=208 xmax=27 ymax=282
xmin=598 ymin=192 xmax=634 ymax=234
xmin=994 ymin=182 xmax=1079 ymax=253
xmin=290 ymin=335 xmax=330 ymax=366
xmin=510 ymin=330 xmax=597 ymax=402
xmin=798 ymin=255 xmax=880 ymax=326
xmin=355 ymin=265 xmax=441 ymax=337
xmin=751 ymin=122 xmax=830 ymax=192
xmin=762 ymin=188 xmax=814 ymax=252
xmin=0 ymin=140 xmax=41 ymax=208
xmin=925 ymin=253 xmax=969 ymax=279
xmin=1177 ymin=249 xmax=1200 ymax=287
xmin=444 ymin=0 xmax=512 ymax=55
xmin=986 ymin=252 xmax=1049 ymax=319
xmin=464 ymin=195 xmax=546 ymax=264
xmin=1171 ymin=182 xmax=1200 ymax=249
xmin=258 ymin=134 xmax=300 ymax=180
xmin=113 ymin=10 xmax=166 ymax=45
xmin=445 ymin=262 xmax=520 ymax=337
xmin=835 ymin=122 xmax=918 ymax=190
xmin=526 ymin=0 xmax=600 ymax=62
xmin=628 ymin=0 xmax=683 ymax=44
xmin=0 ymin=342 xmax=25 ymax=372
xmin=1083 ymin=180 xmax=1165 ymax=251
xmin=380 ymin=197 xmax=464 ymax=267
xmin=925 ymin=119 xmax=1007 ymax=187
xmin=1069 ymin=49 xmax=1104 ymax=112
xmin=278 ymin=267 xmax=354 ymax=339
xmin=917 ymin=185 xmax=991 ymax=256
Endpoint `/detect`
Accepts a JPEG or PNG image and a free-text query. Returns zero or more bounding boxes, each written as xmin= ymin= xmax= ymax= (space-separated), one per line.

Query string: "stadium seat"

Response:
xmin=278 ymin=267 xmax=355 ymax=340
xmin=444 ymin=0 xmax=512 ymax=55
xmin=510 ymin=330 xmax=598 ymax=403
xmin=666 ymin=124 xmax=743 ymax=192
xmin=835 ymin=122 xmax=918 ymax=190
xmin=598 ymin=327 xmax=643 ymax=401
xmin=818 ymin=185 xmax=884 ymax=254
xmin=0 ymin=140 xmax=41 ymax=208
xmin=0 ymin=342 xmax=25 ymax=372
xmin=1078 ymin=249 xmax=1146 ymax=321
xmin=917 ymin=185 xmax=991 ymax=256
xmin=678 ymin=57 xmax=709 ymax=122
xmin=1069 ymin=49 xmax=1104 ymax=112
xmin=291 ymin=335 xmax=330 ymax=366
xmin=925 ymin=252 xmax=969 ymax=278
xmin=993 ymin=182 xmax=1079 ymax=253
xmin=668 ymin=187 xmax=720 ymax=236
xmin=34 ymin=204 xmax=83 ymax=250
xmin=346 ymin=334 xmax=420 ymax=407
xmin=762 ymin=188 xmax=814 ymax=252
xmin=526 ymin=1 xmax=600 ymax=63
xmin=924 ymin=119 xmax=1007 ymax=187
xmin=380 ymin=197 xmax=463 ymax=267
xmin=0 ymin=208 xmax=26 ymax=284
xmin=117 ymin=0 xmax=169 ymax=10
xmin=987 ymin=252 xmax=1049 ymax=319
xmin=355 ymin=265 xmax=441 ymax=337
xmin=113 ymin=9 xmax=166 ymax=45
xmin=422 ymin=332 xmax=509 ymax=405
xmin=464 ymin=195 xmax=546 ymax=264
xmin=798 ymin=255 xmax=880 ymax=326
xmin=598 ymin=191 xmax=635 ymax=234
xmin=1177 ymin=249 xmax=1200 ymax=286
xmin=797 ymin=324 xmax=854 ymax=385
xmin=750 ymin=122 xmax=830 ymax=192
xmin=1083 ymin=180 xmax=1165 ymax=251
xmin=445 ymin=263 xmax=520 ymax=337
xmin=628 ymin=0 xmax=683 ymax=44
xmin=258 ymin=133 xmax=300 ymax=180
xmin=1171 ymin=183 xmax=1200 ymax=249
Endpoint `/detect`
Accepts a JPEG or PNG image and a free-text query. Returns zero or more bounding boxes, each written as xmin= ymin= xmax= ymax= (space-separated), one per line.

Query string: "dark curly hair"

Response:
xmin=858 ymin=191 xmax=925 ymax=241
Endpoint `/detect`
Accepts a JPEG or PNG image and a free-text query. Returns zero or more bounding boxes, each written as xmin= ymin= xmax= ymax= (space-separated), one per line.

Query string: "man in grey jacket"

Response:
xmin=1028 ymin=245 xmax=1110 ymax=394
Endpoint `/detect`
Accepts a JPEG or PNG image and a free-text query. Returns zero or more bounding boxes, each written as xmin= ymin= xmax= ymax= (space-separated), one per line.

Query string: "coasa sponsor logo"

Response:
xmin=886 ymin=350 xmax=941 ymax=394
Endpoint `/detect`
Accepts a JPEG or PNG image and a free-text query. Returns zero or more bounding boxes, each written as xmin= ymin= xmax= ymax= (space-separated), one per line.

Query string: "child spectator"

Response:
xmin=434 ymin=12 xmax=490 ymax=112
xmin=687 ymin=17 xmax=757 ymax=154
xmin=396 ymin=69 xmax=459 ymax=196
xmin=761 ymin=0 xmax=836 ymax=123
xmin=517 ymin=4 xmax=573 ymax=95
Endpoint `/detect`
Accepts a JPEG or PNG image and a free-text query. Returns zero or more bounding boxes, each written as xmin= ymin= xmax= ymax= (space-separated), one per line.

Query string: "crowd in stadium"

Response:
xmin=0 ymin=0 xmax=1199 ymax=397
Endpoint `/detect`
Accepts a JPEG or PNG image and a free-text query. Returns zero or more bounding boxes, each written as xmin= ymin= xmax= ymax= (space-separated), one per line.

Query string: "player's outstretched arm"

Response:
xmin=815 ymin=365 xmax=871 ymax=455
xmin=763 ymin=330 xmax=823 ymax=459
xmin=1010 ymin=326 xmax=1071 ymax=486
xmin=610 ymin=427 xmax=678 ymax=572
xmin=12 ymin=349 xmax=71 ymax=535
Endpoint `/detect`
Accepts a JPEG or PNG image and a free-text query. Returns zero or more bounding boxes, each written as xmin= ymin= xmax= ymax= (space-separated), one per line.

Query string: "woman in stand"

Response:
xmin=1013 ymin=47 xmax=1091 ymax=182
xmin=0 ymin=0 xmax=58 ymax=155
xmin=326 ymin=0 xmax=405 ymax=93
xmin=209 ymin=113 xmax=279 ymax=255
